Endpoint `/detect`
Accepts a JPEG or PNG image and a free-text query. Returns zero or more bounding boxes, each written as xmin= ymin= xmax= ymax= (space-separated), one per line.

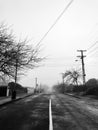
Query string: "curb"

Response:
xmin=0 ymin=93 xmax=33 ymax=108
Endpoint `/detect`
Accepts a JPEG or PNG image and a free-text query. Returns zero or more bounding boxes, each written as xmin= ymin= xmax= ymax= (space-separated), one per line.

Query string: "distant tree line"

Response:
xmin=53 ymin=68 xmax=98 ymax=97
xmin=53 ymin=78 xmax=98 ymax=96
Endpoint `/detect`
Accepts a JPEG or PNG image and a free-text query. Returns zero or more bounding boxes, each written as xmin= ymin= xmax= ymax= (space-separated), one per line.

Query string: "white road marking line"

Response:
xmin=49 ymin=99 xmax=53 ymax=130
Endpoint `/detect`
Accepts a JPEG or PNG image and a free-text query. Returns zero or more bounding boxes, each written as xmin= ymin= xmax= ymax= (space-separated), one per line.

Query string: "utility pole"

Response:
xmin=35 ymin=77 xmax=38 ymax=88
xmin=61 ymin=73 xmax=65 ymax=93
xmin=77 ymin=50 xmax=86 ymax=85
xmin=15 ymin=58 xmax=18 ymax=85
xmin=35 ymin=77 xmax=39 ymax=93
xmin=61 ymin=73 xmax=64 ymax=84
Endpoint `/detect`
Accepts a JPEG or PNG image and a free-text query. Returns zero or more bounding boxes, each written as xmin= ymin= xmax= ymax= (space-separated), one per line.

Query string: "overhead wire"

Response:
xmin=87 ymin=41 xmax=98 ymax=51
xmin=86 ymin=23 xmax=98 ymax=53
xmin=85 ymin=41 xmax=98 ymax=68
xmin=86 ymin=24 xmax=98 ymax=56
xmin=37 ymin=0 xmax=74 ymax=46
xmin=86 ymin=41 xmax=98 ymax=58
xmin=87 ymin=47 xmax=98 ymax=56
xmin=37 ymin=0 xmax=74 ymax=69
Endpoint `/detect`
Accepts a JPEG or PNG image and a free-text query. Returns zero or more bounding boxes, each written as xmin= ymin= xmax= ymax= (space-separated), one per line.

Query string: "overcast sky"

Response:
xmin=0 ymin=0 xmax=98 ymax=87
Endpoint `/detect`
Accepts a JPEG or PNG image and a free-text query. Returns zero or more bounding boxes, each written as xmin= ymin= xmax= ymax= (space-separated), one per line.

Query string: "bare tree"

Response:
xmin=63 ymin=69 xmax=82 ymax=85
xmin=0 ymin=24 xmax=43 ymax=83
xmin=0 ymin=24 xmax=15 ymax=79
xmin=10 ymin=40 xmax=43 ymax=83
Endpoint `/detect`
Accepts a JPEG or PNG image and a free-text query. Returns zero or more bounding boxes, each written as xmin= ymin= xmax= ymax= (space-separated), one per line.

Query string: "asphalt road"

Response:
xmin=51 ymin=93 xmax=98 ymax=130
xmin=0 ymin=93 xmax=98 ymax=130
xmin=0 ymin=94 xmax=49 ymax=130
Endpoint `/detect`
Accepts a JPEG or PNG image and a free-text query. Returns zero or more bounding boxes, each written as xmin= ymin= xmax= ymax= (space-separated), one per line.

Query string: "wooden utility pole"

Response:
xmin=61 ymin=73 xmax=64 ymax=84
xmin=77 ymin=50 xmax=86 ymax=84
xmin=15 ymin=58 xmax=18 ymax=85
xmin=35 ymin=77 xmax=38 ymax=88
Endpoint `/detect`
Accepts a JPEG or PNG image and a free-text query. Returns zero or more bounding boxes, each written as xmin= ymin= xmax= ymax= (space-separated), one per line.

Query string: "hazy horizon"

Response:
xmin=0 ymin=0 xmax=98 ymax=87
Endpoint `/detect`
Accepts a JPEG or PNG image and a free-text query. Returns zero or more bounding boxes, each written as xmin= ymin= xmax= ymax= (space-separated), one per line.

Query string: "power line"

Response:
xmin=86 ymin=41 xmax=98 ymax=59
xmin=37 ymin=0 xmax=74 ymax=45
xmin=87 ymin=46 xmax=98 ymax=55
xmin=87 ymin=41 xmax=98 ymax=52
xmin=87 ymin=46 xmax=98 ymax=57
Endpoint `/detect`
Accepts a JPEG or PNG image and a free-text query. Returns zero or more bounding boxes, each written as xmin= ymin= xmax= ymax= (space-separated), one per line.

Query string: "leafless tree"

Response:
xmin=63 ymin=69 xmax=82 ymax=85
xmin=11 ymin=40 xmax=43 ymax=83
xmin=0 ymin=24 xmax=15 ymax=79
xmin=0 ymin=24 xmax=43 ymax=83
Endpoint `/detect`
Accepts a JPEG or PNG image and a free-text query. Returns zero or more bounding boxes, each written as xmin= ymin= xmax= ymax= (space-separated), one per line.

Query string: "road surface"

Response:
xmin=0 ymin=93 xmax=98 ymax=130
xmin=51 ymin=93 xmax=98 ymax=130
xmin=0 ymin=94 xmax=49 ymax=130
